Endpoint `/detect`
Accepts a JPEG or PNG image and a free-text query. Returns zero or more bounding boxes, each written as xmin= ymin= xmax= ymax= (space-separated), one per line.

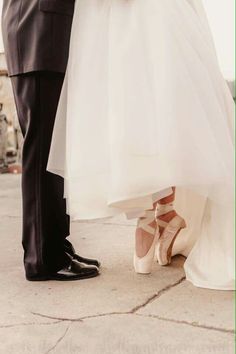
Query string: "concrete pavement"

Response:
xmin=0 ymin=174 xmax=234 ymax=354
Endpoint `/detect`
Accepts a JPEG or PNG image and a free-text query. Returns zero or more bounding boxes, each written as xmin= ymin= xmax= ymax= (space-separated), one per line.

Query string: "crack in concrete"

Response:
xmin=0 ymin=321 xmax=62 ymax=329
xmin=130 ymin=276 xmax=186 ymax=313
xmin=32 ymin=276 xmax=185 ymax=323
xmin=136 ymin=313 xmax=235 ymax=334
xmin=31 ymin=312 xmax=82 ymax=322
xmin=1 ymin=275 xmax=231 ymax=340
xmin=32 ymin=310 xmax=234 ymax=336
xmin=31 ymin=276 xmax=186 ymax=324
xmin=45 ymin=324 xmax=70 ymax=354
xmin=31 ymin=277 xmax=235 ymax=336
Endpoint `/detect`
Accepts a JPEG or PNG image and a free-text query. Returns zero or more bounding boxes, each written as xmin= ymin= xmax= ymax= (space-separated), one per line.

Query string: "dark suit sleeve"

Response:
xmin=2 ymin=0 xmax=75 ymax=75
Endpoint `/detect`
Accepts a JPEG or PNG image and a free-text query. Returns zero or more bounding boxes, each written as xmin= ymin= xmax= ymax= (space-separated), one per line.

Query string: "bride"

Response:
xmin=48 ymin=0 xmax=234 ymax=290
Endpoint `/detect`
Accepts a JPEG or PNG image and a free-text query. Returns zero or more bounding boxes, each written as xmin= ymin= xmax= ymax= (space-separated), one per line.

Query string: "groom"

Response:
xmin=2 ymin=0 xmax=100 ymax=281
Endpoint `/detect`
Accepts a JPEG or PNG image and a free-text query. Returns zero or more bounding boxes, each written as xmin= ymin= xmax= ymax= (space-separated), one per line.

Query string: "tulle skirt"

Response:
xmin=48 ymin=0 xmax=234 ymax=290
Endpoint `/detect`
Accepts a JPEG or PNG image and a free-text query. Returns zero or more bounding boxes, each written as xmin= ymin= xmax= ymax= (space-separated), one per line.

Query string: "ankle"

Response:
xmin=158 ymin=187 xmax=175 ymax=204
xmin=158 ymin=210 xmax=177 ymax=222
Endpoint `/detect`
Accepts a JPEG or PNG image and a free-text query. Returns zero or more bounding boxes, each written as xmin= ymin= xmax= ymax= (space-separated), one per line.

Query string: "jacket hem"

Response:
xmin=7 ymin=64 xmax=66 ymax=77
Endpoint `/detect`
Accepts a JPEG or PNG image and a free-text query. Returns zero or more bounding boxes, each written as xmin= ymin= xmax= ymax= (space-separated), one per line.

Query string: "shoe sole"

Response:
xmin=26 ymin=272 xmax=99 ymax=282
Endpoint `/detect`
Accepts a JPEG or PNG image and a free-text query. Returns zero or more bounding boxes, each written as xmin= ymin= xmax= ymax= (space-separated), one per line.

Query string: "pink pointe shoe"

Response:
xmin=155 ymin=203 xmax=186 ymax=266
xmin=134 ymin=211 xmax=160 ymax=274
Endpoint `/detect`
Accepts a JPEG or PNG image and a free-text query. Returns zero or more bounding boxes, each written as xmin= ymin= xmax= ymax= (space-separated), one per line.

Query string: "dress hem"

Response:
xmin=185 ymin=276 xmax=235 ymax=291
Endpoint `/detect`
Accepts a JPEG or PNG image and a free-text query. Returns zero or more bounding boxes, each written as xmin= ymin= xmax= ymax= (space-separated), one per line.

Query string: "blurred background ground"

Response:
xmin=0 ymin=53 xmax=22 ymax=175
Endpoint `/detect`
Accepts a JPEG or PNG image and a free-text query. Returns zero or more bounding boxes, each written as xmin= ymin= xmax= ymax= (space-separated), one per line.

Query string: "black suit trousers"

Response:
xmin=11 ymin=71 xmax=70 ymax=278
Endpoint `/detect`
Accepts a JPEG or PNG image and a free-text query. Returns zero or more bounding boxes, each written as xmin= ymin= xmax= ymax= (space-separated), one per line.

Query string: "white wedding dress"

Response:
xmin=48 ymin=0 xmax=234 ymax=290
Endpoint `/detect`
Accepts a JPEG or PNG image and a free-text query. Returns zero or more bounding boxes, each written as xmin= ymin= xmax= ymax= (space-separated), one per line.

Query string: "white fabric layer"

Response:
xmin=48 ymin=0 xmax=235 ymax=290
xmin=125 ymin=187 xmax=173 ymax=219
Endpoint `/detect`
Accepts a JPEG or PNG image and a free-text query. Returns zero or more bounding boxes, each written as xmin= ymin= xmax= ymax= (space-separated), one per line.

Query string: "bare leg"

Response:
xmin=154 ymin=187 xmax=177 ymax=232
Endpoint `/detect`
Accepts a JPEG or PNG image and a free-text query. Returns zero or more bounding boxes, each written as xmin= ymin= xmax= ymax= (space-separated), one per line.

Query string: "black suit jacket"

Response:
xmin=2 ymin=0 xmax=75 ymax=76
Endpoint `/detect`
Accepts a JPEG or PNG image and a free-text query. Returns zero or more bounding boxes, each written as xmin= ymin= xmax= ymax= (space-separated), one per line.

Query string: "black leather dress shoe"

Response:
xmin=73 ymin=254 xmax=101 ymax=268
xmin=26 ymin=259 xmax=99 ymax=281
xmin=64 ymin=239 xmax=101 ymax=268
